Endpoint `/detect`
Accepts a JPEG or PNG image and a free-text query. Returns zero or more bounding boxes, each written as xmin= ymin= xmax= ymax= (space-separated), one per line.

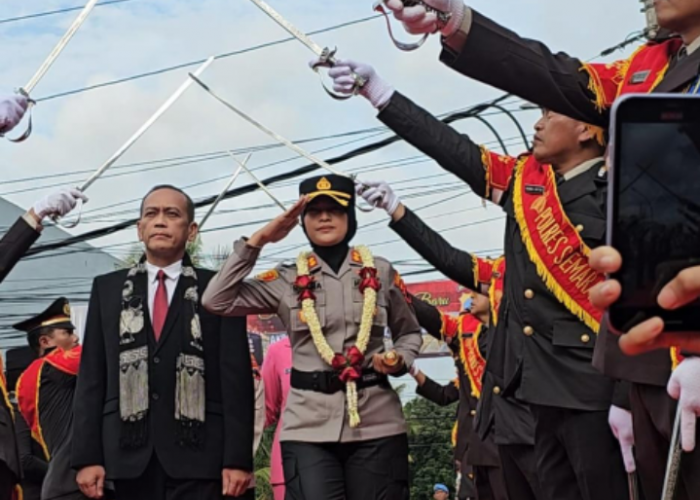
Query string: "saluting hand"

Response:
xmin=383 ymin=0 xmax=466 ymax=38
xmin=589 ymin=246 xmax=700 ymax=355
xmin=76 ymin=465 xmax=106 ymax=499
xmin=222 ymin=468 xmax=252 ymax=497
xmin=248 ymin=196 xmax=308 ymax=248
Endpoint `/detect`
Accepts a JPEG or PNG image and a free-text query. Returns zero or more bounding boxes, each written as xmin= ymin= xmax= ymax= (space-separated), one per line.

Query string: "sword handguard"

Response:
xmin=5 ymin=96 xmax=35 ymax=143
xmin=374 ymin=0 xmax=451 ymax=52
xmin=310 ymin=47 xmax=366 ymax=101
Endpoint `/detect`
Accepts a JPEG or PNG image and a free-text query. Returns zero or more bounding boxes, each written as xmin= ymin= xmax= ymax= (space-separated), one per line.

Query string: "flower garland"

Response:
xmin=295 ymin=246 xmax=379 ymax=428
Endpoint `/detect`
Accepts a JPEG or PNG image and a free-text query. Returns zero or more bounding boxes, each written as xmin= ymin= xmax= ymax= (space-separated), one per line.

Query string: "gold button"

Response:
xmin=523 ymin=326 xmax=534 ymax=336
xmin=470 ymin=410 xmax=476 ymax=416
xmin=576 ymin=224 xmax=584 ymax=232
xmin=524 ymin=289 xmax=534 ymax=299
xmin=493 ymin=386 xmax=501 ymax=395
xmin=581 ymin=334 xmax=591 ymax=344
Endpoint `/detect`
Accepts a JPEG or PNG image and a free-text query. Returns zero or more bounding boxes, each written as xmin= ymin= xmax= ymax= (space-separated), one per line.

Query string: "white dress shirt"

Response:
xmin=145 ymin=260 xmax=182 ymax=321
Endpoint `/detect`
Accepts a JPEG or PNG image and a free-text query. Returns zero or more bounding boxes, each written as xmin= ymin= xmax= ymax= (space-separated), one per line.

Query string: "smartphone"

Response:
xmin=607 ymin=94 xmax=700 ymax=334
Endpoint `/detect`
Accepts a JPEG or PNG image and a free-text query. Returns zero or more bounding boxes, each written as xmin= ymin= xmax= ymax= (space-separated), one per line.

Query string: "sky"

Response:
xmin=0 ymin=0 xmax=647 ymax=387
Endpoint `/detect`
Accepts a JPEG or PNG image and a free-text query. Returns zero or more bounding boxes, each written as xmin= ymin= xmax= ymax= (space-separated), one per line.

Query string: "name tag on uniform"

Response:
xmin=630 ymin=70 xmax=651 ymax=85
xmin=525 ymin=184 xmax=545 ymax=195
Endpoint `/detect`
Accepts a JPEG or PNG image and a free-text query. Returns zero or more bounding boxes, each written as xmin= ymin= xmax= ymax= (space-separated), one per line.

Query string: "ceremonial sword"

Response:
xmin=246 ymin=0 xmax=366 ymax=100
xmin=661 ymin=406 xmax=683 ymax=500
xmin=57 ymin=57 xmax=215 ymax=228
xmin=7 ymin=0 xmax=100 ymax=142
xmin=373 ymin=0 xmax=451 ymax=52
xmin=198 ymin=153 xmax=252 ymax=229
xmin=188 ymin=74 xmax=375 ymax=213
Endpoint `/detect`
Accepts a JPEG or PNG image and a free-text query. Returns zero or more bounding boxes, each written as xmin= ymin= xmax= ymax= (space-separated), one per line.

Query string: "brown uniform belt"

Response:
xmin=291 ymin=368 xmax=390 ymax=394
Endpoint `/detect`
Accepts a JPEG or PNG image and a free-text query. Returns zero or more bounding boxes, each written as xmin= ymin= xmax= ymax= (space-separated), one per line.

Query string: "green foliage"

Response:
xmin=255 ymin=426 xmax=277 ymax=500
xmin=404 ymin=395 xmax=457 ymax=500
xmin=115 ymin=237 xmax=206 ymax=269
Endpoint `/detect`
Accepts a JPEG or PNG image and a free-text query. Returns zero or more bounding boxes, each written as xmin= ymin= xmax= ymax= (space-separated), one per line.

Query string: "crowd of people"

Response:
xmin=2 ymin=1 xmax=700 ymax=499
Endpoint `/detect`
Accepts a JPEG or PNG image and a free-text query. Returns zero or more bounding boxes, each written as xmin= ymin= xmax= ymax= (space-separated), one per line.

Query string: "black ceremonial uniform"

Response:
xmin=378 ymin=91 xmax=626 ymax=500
xmin=0 ymin=215 xmax=41 ymax=286
xmin=437 ymin=11 xmax=700 ymax=499
xmin=393 ymin=206 xmax=539 ymax=500
xmin=412 ymin=298 xmax=506 ymax=500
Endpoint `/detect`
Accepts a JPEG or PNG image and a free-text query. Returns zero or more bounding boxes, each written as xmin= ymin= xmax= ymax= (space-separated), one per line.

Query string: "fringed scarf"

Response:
xmin=118 ymin=253 xmax=205 ymax=449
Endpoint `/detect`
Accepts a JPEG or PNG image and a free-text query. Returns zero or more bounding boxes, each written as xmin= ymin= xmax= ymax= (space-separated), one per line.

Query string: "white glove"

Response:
xmin=355 ymin=180 xmax=400 ymax=216
xmin=668 ymin=357 xmax=700 ymax=452
xmin=608 ymin=405 xmax=636 ymax=473
xmin=33 ymin=188 xmax=89 ymax=220
xmin=0 ymin=94 xmax=29 ymax=135
xmin=384 ymin=0 xmax=466 ymax=38
xmin=314 ymin=59 xmax=395 ymax=109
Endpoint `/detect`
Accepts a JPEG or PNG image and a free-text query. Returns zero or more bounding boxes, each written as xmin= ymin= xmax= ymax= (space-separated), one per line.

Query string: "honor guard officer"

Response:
xmin=13 ymin=298 xmax=89 ymax=500
xmin=328 ymin=60 xmax=627 ymax=499
xmin=0 ymin=354 xmax=20 ymax=500
xmin=385 ymin=1 xmax=700 ymax=498
xmin=202 ymin=174 xmax=423 ymax=500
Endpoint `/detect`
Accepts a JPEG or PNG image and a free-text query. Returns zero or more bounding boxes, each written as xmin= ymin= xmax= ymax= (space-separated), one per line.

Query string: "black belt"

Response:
xmin=291 ymin=368 xmax=390 ymax=395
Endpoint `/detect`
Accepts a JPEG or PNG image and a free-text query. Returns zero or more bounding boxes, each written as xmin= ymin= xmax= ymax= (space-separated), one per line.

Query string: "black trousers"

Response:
xmin=281 ymin=434 xmax=409 ymax=500
xmin=631 ymin=383 xmax=700 ymax=500
xmin=530 ymin=405 xmax=628 ymax=500
xmin=497 ymin=444 xmax=541 ymax=500
xmin=114 ymin=455 xmax=254 ymax=500
xmin=474 ymin=466 xmax=508 ymax=500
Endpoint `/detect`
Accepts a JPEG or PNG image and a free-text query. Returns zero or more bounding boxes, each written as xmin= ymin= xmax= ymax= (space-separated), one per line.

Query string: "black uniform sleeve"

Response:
xmin=377 ymin=92 xmax=490 ymax=198
xmin=0 ymin=217 xmax=40 ymax=285
xmin=390 ymin=207 xmax=478 ymax=290
xmin=15 ymin=410 xmax=48 ymax=482
xmin=477 ymin=326 xmax=490 ymax=360
xmin=439 ymin=10 xmax=606 ymax=127
xmin=416 ymin=376 xmax=460 ymax=407
xmin=411 ymin=296 xmax=459 ymax=356
xmin=220 ymin=317 xmax=254 ymax=471
xmin=612 ymin=380 xmax=632 ymax=411
xmin=71 ymin=279 xmax=107 ymax=470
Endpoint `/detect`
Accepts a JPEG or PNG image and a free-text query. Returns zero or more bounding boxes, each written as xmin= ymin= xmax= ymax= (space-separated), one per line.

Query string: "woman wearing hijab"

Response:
xmin=203 ymin=174 xmax=422 ymax=500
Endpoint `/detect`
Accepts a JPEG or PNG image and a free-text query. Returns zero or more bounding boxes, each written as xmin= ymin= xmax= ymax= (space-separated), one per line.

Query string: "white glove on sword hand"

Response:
xmin=0 ymin=94 xmax=29 ymax=135
xmin=668 ymin=357 xmax=700 ymax=452
xmin=608 ymin=405 xmax=636 ymax=473
xmin=383 ymin=0 xmax=466 ymax=37
xmin=355 ymin=180 xmax=401 ymax=216
xmin=33 ymin=188 xmax=89 ymax=220
xmin=309 ymin=58 xmax=395 ymax=109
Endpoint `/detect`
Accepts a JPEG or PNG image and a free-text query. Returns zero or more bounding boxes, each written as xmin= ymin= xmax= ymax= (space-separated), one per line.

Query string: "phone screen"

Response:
xmin=610 ymin=98 xmax=700 ymax=332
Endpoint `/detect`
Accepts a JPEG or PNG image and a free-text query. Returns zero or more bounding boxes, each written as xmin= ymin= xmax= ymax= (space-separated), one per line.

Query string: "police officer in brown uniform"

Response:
xmin=202 ymin=174 xmax=423 ymax=500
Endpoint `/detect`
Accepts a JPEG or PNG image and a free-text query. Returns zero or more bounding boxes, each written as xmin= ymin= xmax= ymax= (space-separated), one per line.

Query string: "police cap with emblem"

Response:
xmin=299 ymin=174 xmax=355 ymax=208
xmin=12 ymin=297 xmax=75 ymax=336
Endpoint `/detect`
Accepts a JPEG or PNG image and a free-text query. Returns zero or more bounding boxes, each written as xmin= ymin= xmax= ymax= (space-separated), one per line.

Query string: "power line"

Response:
xmin=0 ymin=0 xmax=132 ymax=25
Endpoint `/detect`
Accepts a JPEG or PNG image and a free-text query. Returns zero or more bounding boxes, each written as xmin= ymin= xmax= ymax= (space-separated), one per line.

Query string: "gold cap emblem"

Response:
xmin=316 ymin=177 xmax=331 ymax=191
xmin=63 ymin=303 xmax=71 ymax=316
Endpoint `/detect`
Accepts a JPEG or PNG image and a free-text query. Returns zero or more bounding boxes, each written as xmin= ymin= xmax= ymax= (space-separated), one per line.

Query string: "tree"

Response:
xmin=116 ymin=237 xmax=205 ymax=269
xmin=404 ymin=395 xmax=457 ymax=499
xmin=254 ymin=426 xmax=276 ymax=500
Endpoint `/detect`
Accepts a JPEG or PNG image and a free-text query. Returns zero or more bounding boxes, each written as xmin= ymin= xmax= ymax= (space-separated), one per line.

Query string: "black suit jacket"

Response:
xmin=14 ymin=405 xmax=46 ymax=500
xmin=71 ymin=267 xmax=253 ymax=481
xmin=0 ymin=217 xmax=40 ymax=286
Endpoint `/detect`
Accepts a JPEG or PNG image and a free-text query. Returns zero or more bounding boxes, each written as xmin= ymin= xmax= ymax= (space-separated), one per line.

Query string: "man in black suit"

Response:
xmin=72 ymin=185 xmax=254 ymax=500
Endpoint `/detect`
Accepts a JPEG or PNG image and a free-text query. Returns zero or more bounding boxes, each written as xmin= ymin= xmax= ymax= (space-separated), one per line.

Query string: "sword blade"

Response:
xmin=661 ymin=405 xmax=683 ymax=500
xmin=190 ymin=74 xmax=350 ymax=180
xmin=198 ymin=153 xmax=251 ymax=229
xmin=79 ymin=56 xmax=215 ymax=193
xmin=627 ymin=472 xmax=639 ymax=500
xmin=22 ymin=0 xmax=100 ymax=95
xmin=247 ymin=0 xmax=325 ymax=57
xmin=227 ymin=152 xmax=288 ymax=212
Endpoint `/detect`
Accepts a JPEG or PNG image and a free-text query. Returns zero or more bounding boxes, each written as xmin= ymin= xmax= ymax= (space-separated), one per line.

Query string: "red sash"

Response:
xmin=458 ymin=314 xmax=485 ymax=399
xmin=16 ymin=346 xmax=81 ymax=460
xmin=513 ymin=157 xmax=604 ymax=332
xmin=489 ymin=257 xmax=506 ymax=327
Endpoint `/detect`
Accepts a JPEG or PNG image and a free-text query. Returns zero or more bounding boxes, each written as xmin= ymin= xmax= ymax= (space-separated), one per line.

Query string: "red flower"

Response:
xmin=359 ymin=267 xmax=381 ymax=294
xmin=331 ymin=354 xmax=347 ymax=371
xmin=339 ymin=366 xmax=361 ymax=383
xmin=346 ymin=346 xmax=365 ymax=367
xmin=294 ymin=275 xmax=316 ymax=303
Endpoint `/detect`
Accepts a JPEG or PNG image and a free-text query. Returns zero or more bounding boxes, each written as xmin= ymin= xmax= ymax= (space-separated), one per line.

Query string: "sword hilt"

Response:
xmin=402 ymin=0 xmax=452 ymax=27
xmin=310 ymin=47 xmax=366 ymax=100
xmin=373 ymin=0 xmax=451 ymax=52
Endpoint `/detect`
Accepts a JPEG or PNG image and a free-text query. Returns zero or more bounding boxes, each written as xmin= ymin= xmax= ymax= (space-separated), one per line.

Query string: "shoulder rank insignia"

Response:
xmin=394 ymin=271 xmax=411 ymax=303
xmin=307 ymin=255 xmax=320 ymax=271
xmin=255 ymin=270 xmax=279 ymax=282
xmin=351 ymin=249 xmax=362 ymax=265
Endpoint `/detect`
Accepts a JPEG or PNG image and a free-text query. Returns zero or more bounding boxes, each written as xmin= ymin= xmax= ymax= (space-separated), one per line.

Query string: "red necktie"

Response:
xmin=152 ymin=270 xmax=168 ymax=341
